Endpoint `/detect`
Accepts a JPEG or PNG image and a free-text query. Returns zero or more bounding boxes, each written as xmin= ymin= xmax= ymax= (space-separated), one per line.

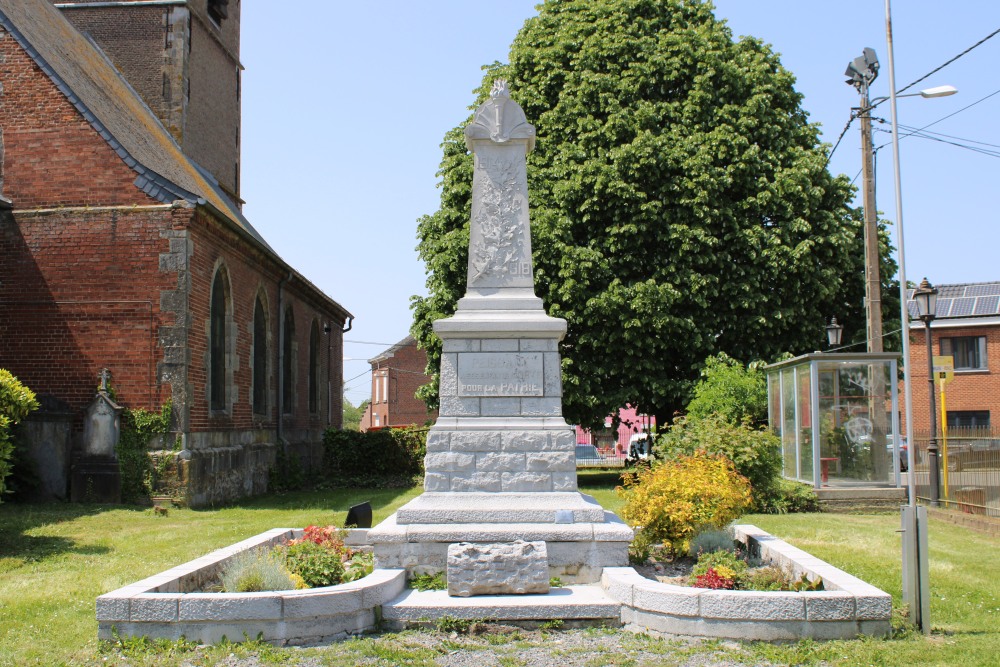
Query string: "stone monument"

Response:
xmin=368 ymin=81 xmax=633 ymax=586
xmin=70 ymin=369 xmax=123 ymax=503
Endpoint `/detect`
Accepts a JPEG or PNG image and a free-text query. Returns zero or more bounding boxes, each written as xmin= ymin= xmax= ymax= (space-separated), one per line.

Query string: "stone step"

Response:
xmin=395 ymin=491 xmax=608 ymax=524
xmin=381 ymin=585 xmax=622 ymax=627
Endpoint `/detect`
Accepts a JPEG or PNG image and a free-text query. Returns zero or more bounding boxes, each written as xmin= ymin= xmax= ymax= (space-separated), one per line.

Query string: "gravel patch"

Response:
xmin=186 ymin=626 xmax=778 ymax=667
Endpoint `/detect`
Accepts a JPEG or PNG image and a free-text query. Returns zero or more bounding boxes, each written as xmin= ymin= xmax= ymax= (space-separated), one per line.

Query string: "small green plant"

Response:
xmin=790 ymin=573 xmax=824 ymax=591
xmin=540 ymin=618 xmax=564 ymax=630
xmin=741 ymin=565 xmax=788 ymax=591
xmin=687 ymin=528 xmax=735 ymax=557
xmin=280 ymin=540 xmax=345 ymax=588
xmin=342 ymin=550 xmax=374 ymax=582
xmin=435 ymin=614 xmax=475 ymax=633
xmin=219 ymin=548 xmax=296 ymax=592
xmin=548 ymin=576 xmax=563 ymax=588
xmin=410 ymin=571 xmax=447 ymax=591
xmin=691 ymin=549 xmax=749 ymax=585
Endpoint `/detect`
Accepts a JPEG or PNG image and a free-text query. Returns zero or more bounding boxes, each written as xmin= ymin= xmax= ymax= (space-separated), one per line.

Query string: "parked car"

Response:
xmin=575 ymin=444 xmax=624 ymax=468
xmin=575 ymin=444 xmax=605 ymax=468
xmin=886 ymin=436 xmax=908 ymax=472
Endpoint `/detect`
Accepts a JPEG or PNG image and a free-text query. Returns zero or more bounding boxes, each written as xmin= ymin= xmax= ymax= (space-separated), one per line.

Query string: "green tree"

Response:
xmin=342 ymin=399 xmax=368 ymax=432
xmin=412 ymin=0 xmax=887 ymax=428
xmin=685 ymin=353 xmax=768 ymax=426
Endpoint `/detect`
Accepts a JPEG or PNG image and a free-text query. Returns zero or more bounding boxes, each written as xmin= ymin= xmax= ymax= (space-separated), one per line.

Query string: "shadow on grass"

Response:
xmin=189 ymin=481 xmax=422 ymax=517
xmin=0 ymin=501 xmax=124 ymax=562
xmin=577 ymin=469 xmax=630 ymax=488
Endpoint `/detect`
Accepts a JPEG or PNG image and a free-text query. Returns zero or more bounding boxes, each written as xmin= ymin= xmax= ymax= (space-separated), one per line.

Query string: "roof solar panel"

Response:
xmin=973 ymin=295 xmax=1000 ymax=316
xmin=951 ymin=298 xmax=974 ymax=317
xmin=936 ymin=298 xmax=954 ymax=317
xmin=967 ymin=284 xmax=1000 ymax=297
xmin=906 ymin=301 xmax=919 ymax=319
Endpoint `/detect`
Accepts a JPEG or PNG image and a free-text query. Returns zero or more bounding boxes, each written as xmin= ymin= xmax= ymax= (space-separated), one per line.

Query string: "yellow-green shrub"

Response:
xmin=0 ymin=369 xmax=39 ymax=501
xmin=618 ymin=451 xmax=752 ymax=557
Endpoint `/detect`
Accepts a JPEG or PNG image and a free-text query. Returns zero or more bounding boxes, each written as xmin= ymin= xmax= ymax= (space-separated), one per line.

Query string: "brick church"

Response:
xmin=0 ymin=0 xmax=352 ymax=505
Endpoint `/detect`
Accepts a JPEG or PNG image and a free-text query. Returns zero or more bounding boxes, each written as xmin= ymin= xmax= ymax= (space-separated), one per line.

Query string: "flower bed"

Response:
xmin=601 ymin=524 xmax=891 ymax=641
xmin=96 ymin=528 xmax=405 ymax=646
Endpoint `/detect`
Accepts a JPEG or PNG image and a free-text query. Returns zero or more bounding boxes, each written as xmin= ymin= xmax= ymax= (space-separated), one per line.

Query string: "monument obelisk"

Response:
xmin=368 ymin=81 xmax=632 ymax=583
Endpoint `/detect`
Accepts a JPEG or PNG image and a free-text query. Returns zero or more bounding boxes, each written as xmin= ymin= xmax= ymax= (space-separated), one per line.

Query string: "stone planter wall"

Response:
xmin=601 ymin=524 xmax=892 ymax=641
xmin=96 ymin=528 xmax=405 ymax=646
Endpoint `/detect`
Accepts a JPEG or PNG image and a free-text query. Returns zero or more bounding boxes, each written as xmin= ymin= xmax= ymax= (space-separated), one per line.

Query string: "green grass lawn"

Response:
xmin=1 ymin=475 xmax=998 ymax=666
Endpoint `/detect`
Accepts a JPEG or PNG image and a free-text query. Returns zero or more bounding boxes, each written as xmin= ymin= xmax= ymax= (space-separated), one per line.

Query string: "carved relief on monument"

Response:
xmin=470 ymin=156 xmax=523 ymax=282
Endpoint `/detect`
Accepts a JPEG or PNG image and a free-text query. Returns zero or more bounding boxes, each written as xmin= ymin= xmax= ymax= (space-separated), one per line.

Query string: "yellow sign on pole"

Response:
xmin=933 ymin=356 xmax=953 ymax=498
xmin=933 ymin=356 xmax=954 ymax=384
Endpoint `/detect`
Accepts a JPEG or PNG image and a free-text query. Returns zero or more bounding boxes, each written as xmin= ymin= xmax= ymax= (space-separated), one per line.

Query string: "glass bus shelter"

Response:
xmin=765 ymin=352 xmax=903 ymax=489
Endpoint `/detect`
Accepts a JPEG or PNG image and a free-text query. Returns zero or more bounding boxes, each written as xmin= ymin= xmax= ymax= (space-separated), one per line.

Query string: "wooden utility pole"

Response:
xmin=858 ymin=85 xmax=883 ymax=354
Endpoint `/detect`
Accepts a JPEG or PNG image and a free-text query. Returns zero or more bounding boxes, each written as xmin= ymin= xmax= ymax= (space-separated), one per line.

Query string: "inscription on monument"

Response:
xmin=457 ymin=353 xmax=544 ymax=397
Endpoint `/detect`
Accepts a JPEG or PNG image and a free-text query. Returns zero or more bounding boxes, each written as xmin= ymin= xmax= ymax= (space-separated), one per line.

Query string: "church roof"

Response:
xmin=0 ymin=0 xmax=351 ymax=321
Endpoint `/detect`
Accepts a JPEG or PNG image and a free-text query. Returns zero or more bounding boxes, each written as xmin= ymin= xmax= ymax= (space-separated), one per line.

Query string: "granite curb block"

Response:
xmin=600 ymin=524 xmax=892 ymax=641
xmin=381 ymin=585 xmax=622 ymax=627
xmin=96 ymin=528 xmax=404 ymax=645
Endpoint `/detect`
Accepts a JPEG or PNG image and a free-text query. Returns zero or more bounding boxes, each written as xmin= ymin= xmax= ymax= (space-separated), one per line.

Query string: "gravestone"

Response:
xmin=70 ymin=369 xmax=122 ymax=503
xmin=368 ymin=81 xmax=633 ymax=586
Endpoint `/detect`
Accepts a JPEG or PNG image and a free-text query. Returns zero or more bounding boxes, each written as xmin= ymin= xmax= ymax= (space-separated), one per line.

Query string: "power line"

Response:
xmin=871 ymin=87 xmax=1000 ymax=154
xmin=874 ymin=126 xmax=1000 ymax=159
xmin=896 ymin=27 xmax=1000 ymax=96
xmin=824 ymin=113 xmax=857 ymax=167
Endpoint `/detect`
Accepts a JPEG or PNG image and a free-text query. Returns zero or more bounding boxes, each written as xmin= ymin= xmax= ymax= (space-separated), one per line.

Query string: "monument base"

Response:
xmin=70 ymin=456 xmax=121 ymax=504
xmin=368 ymin=491 xmax=634 ymax=584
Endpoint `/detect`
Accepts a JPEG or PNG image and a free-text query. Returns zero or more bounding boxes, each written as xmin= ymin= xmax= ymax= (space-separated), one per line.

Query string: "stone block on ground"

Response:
xmin=447 ymin=540 xmax=549 ymax=597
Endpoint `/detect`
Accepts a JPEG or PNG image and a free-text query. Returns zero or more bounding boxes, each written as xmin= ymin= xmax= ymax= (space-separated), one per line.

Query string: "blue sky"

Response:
xmin=239 ymin=2 xmax=1000 ymax=406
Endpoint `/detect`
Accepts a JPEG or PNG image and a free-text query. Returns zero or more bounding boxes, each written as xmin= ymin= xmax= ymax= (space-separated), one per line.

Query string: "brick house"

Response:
xmin=0 ymin=0 xmax=352 ymax=506
xmin=907 ymin=282 xmax=1000 ymax=434
xmin=360 ymin=336 xmax=436 ymax=431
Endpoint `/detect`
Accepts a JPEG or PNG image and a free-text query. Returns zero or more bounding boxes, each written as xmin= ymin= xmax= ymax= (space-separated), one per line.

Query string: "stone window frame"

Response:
xmin=208 ymin=262 xmax=235 ymax=414
xmin=308 ymin=319 xmax=321 ymax=415
xmin=251 ymin=289 xmax=270 ymax=416
xmin=281 ymin=305 xmax=296 ymax=415
xmin=207 ymin=0 xmax=229 ymax=27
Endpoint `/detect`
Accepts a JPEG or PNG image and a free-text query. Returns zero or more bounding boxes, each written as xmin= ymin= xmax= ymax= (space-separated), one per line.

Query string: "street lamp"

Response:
xmin=825 ymin=318 xmax=844 ymax=348
xmin=913 ymin=277 xmax=940 ymax=506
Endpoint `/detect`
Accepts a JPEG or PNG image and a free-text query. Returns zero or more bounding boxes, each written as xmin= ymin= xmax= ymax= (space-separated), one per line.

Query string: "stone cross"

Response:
xmin=98 ymin=368 xmax=111 ymax=393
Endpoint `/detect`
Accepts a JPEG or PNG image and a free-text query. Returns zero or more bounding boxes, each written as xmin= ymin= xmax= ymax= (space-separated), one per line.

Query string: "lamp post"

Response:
xmin=825 ymin=318 xmax=844 ymax=348
xmin=913 ymin=277 xmax=940 ymax=506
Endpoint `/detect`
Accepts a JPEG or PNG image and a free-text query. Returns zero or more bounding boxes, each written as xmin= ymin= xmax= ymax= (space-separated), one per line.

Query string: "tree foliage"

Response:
xmin=412 ymin=0 xmax=894 ymax=428
xmin=685 ymin=353 xmax=768 ymax=426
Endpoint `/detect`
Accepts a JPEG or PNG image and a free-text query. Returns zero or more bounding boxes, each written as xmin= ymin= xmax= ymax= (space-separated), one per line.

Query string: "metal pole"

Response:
xmin=925 ymin=319 xmax=940 ymax=506
xmin=886 ymin=1 xmax=930 ymax=634
xmin=884 ymin=0 xmax=917 ymax=505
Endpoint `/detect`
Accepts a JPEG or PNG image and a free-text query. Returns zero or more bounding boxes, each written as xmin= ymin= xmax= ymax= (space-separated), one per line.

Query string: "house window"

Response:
xmin=282 ymin=307 xmax=295 ymax=414
xmin=252 ymin=296 xmax=267 ymax=415
xmin=946 ymin=410 xmax=990 ymax=429
xmin=210 ymin=267 xmax=229 ymax=411
xmin=940 ymin=336 xmax=987 ymax=371
xmin=309 ymin=320 xmax=320 ymax=414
